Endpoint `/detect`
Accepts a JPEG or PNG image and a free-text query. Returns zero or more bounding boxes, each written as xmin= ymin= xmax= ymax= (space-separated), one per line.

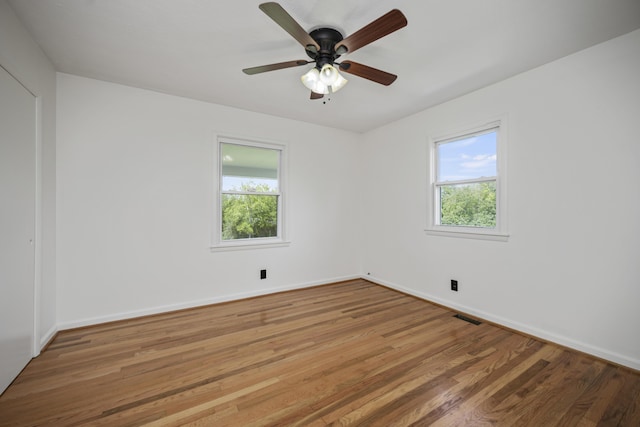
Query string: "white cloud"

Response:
xmin=461 ymin=153 xmax=496 ymax=169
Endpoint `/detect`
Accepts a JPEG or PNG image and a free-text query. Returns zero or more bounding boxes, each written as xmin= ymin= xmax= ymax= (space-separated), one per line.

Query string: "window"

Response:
xmin=428 ymin=120 xmax=507 ymax=240
xmin=213 ymin=138 xmax=288 ymax=249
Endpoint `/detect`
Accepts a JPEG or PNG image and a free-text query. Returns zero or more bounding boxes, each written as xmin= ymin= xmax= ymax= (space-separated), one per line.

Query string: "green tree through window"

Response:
xmin=222 ymin=183 xmax=278 ymax=240
xmin=440 ymin=181 xmax=496 ymax=228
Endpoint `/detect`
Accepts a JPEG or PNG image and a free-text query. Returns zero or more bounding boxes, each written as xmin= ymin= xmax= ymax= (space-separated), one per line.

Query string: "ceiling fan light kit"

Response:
xmin=243 ymin=2 xmax=407 ymax=100
xmin=301 ymin=64 xmax=347 ymax=95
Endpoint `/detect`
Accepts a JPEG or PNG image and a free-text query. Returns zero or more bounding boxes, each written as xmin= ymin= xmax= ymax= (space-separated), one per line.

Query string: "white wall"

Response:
xmin=56 ymin=74 xmax=361 ymax=327
xmin=360 ymin=29 xmax=640 ymax=369
xmin=0 ymin=0 xmax=57 ymax=350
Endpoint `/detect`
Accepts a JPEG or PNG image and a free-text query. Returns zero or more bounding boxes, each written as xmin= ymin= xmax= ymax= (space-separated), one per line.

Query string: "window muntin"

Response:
xmin=217 ymin=140 xmax=284 ymax=245
xmin=430 ymin=122 xmax=506 ymax=239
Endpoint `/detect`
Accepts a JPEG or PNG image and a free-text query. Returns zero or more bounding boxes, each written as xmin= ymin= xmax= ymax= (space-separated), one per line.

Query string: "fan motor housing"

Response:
xmin=306 ymin=27 xmax=344 ymax=67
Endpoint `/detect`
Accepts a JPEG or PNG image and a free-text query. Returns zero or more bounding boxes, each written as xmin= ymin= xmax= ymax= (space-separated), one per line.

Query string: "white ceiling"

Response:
xmin=9 ymin=0 xmax=640 ymax=133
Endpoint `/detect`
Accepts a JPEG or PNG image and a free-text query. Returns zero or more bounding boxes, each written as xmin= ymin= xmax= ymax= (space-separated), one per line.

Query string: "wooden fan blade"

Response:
xmin=310 ymin=91 xmax=324 ymax=100
xmin=339 ymin=61 xmax=397 ymax=86
xmin=335 ymin=9 xmax=407 ymax=55
xmin=243 ymin=60 xmax=309 ymax=75
xmin=259 ymin=2 xmax=320 ymax=51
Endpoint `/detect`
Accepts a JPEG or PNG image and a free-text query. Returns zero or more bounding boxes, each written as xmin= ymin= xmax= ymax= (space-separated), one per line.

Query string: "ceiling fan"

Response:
xmin=243 ymin=2 xmax=407 ymax=100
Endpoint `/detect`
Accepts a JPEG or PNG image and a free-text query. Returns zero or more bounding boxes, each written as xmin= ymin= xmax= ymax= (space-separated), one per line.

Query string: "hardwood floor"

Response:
xmin=1 ymin=279 xmax=639 ymax=426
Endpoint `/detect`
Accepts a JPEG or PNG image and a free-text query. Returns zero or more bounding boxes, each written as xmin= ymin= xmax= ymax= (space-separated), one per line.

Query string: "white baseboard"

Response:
xmin=39 ymin=324 xmax=58 ymax=353
xmin=56 ymin=275 xmax=361 ymax=331
xmin=363 ymin=274 xmax=640 ymax=371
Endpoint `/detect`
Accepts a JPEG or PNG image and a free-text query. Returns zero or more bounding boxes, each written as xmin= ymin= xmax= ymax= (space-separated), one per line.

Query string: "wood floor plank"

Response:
xmin=1 ymin=279 xmax=639 ymax=426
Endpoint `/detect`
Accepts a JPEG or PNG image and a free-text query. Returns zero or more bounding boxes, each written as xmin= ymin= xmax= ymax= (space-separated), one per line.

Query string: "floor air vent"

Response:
xmin=453 ymin=314 xmax=482 ymax=325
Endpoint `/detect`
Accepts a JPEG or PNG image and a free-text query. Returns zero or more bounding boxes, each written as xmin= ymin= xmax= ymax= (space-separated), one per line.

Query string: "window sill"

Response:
xmin=425 ymin=227 xmax=509 ymax=242
xmin=210 ymin=240 xmax=291 ymax=252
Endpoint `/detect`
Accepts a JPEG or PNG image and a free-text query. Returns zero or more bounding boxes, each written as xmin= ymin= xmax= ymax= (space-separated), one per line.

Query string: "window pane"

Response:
xmin=221 ymin=143 xmax=279 ymax=192
xmin=437 ymin=131 xmax=497 ymax=182
xmin=440 ymin=181 xmax=496 ymax=228
xmin=221 ymin=194 xmax=278 ymax=240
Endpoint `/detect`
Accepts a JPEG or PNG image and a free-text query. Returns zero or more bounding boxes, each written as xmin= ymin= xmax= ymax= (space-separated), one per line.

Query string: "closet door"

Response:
xmin=0 ymin=65 xmax=36 ymax=393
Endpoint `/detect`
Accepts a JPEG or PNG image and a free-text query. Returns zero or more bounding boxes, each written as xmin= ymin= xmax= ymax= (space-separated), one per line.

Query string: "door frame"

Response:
xmin=0 ymin=63 xmax=40 ymax=359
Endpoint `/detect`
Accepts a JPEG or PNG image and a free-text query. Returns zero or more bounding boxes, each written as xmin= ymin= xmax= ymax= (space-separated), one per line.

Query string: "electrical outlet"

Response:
xmin=260 ymin=269 xmax=267 ymax=280
xmin=451 ymin=279 xmax=458 ymax=291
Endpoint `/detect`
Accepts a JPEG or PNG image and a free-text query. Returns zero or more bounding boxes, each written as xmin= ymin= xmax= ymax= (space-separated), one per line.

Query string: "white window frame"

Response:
xmin=211 ymin=136 xmax=289 ymax=251
xmin=426 ymin=118 xmax=508 ymax=241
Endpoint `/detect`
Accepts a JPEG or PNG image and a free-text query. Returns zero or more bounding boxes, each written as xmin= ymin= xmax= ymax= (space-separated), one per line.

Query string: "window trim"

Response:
xmin=426 ymin=118 xmax=509 ymax=241
xmin=211 ymin=135 xmax=290 ymax=251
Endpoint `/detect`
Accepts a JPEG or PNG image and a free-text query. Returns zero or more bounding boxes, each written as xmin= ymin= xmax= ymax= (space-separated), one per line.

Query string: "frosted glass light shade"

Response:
xmin=301 ymin=68 xmax=327 ymax=94
xmin=329 ymin=72 xmax=348 ymax=93
xmin=319 ymin=64 xmax=339 ymax=85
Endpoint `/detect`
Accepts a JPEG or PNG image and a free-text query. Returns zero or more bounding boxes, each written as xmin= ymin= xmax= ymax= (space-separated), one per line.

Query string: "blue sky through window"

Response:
xmin=437 ymin=131 xmax=497 ymax=182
